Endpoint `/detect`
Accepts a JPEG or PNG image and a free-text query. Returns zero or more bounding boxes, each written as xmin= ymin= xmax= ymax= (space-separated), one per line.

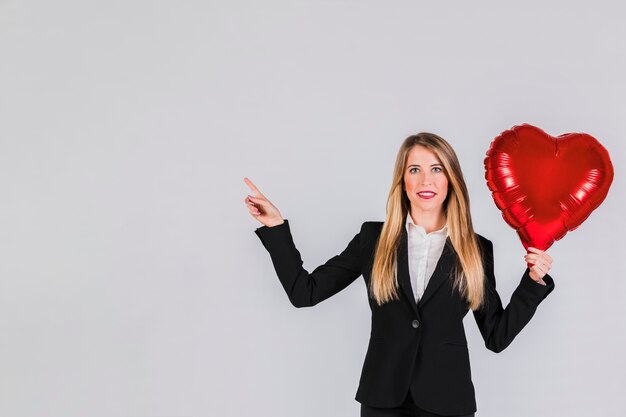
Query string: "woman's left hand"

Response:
xmin=524 ymin=247 xmax=553 ymax=285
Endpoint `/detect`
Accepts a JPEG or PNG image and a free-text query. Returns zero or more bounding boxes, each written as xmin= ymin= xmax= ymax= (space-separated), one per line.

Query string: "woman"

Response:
xmin=244 ymin=132 xmax=555 ymax=417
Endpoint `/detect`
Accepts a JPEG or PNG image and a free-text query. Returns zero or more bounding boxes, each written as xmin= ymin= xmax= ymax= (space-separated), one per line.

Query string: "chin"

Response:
xmin=413 ymin=200 xmax=444 ymax=210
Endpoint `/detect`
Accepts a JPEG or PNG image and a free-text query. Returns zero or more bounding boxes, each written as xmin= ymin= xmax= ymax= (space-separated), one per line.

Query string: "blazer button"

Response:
xmin=412 ymin=319 xmax=420 ymax=328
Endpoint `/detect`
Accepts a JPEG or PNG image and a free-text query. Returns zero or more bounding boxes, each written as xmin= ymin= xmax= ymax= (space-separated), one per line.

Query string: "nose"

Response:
xmin=421 ymin=172 xmax=433 ymax=185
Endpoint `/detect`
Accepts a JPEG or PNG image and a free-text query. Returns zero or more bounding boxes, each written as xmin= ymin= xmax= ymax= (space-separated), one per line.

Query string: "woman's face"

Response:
xmin=403 ymin=145 xmax=449 ymax=216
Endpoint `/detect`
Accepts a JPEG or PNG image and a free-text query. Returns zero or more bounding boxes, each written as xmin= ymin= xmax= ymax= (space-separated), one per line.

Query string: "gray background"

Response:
xmin=1 ymin=1 xmax=625 ymax=416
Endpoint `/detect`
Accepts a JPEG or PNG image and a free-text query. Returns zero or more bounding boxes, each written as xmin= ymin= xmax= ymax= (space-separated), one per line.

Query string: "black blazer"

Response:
xmin=255 ymin=219 xmax=555 ymax=416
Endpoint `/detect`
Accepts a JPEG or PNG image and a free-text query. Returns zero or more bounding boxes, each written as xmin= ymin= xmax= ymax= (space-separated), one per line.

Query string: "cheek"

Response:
xmin=404 ymin=176 xmax=414 ymax=190
xmin=438 ymin=179 xmax=449 ymax=197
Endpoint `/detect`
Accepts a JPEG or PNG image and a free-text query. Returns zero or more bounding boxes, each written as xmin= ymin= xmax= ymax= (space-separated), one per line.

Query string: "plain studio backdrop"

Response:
xmin=1 ymin=1 xmax=625 ymax=416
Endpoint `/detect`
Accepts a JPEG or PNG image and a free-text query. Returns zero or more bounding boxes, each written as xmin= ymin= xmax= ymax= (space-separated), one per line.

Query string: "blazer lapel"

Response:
xmin=397 ymin=226 xmax=456 ymax=314
xmin=417 ymin=236 xmax=455 ymax=308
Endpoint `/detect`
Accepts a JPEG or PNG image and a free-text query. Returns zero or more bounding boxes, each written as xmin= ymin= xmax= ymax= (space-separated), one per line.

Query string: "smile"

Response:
xmin=417 ymin=192 xmax=436 ymax=200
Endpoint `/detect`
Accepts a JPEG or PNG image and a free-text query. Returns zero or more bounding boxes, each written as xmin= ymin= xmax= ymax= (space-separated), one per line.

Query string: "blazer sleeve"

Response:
xmin=254 ymin=219 xmax=363 ymax=308
xmin=472 ymin=238 xmax=555 ymax=353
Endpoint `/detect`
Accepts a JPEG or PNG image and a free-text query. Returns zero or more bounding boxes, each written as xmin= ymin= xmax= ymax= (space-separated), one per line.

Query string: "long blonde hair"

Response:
xmin=370 ymin=133 xmax=486 ymax=311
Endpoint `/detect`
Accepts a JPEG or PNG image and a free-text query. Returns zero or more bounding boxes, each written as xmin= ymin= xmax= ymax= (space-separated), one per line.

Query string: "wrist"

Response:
xmin=528 ymin=270 xmax=547 ymax=285
xmin=267 ymin=218 xmax=285 ymax=227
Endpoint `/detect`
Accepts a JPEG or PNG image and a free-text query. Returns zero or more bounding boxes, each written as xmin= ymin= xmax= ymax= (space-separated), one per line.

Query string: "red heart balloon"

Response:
xmin=484 ymin=124 xmax=614 ymax=251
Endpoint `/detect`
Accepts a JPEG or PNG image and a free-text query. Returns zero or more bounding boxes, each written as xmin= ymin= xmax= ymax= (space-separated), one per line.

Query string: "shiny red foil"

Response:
xmin=484 ymin=124 xmax=614 ymax=251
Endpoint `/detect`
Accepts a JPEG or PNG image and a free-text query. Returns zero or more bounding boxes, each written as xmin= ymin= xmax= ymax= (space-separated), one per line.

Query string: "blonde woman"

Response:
xmin=244 ymin=133 xmax=555 ymax=417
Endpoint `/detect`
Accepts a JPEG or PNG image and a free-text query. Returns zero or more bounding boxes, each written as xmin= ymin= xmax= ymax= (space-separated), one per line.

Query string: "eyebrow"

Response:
xmin=407 ymin=164 xmax=443 ymax=167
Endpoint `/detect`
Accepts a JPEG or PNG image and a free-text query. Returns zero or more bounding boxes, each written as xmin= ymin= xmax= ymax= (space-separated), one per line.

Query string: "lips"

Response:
xmin=417 ymin=191 xmax=436 ymax=200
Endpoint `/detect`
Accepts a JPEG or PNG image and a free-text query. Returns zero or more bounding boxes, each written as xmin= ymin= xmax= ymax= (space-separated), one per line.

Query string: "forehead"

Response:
xmin=406 ymin=145 xmax=441 ymax=165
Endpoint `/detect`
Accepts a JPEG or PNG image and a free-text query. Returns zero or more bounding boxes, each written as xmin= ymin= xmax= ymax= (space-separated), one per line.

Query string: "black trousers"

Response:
xmin=360 ymin=389 xmax=475 ymax=417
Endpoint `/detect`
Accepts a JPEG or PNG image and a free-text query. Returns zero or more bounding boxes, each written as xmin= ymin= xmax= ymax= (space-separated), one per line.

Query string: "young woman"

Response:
xmin=244 ymin=132 xmax=555 ymax=417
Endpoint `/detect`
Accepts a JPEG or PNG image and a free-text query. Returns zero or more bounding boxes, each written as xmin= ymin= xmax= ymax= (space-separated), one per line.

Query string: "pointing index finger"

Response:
xmin=244 ymin=177 xmax=263 ymax=197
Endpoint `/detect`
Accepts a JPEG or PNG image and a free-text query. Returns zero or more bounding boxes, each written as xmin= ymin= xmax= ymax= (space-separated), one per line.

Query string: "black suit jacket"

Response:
xmin=255 ymin=219 xmax=555 ymax=416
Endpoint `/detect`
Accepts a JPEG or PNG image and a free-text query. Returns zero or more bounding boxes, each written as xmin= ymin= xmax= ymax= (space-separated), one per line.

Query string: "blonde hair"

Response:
xmin=369 ymin=133 xmax=486 ymax=310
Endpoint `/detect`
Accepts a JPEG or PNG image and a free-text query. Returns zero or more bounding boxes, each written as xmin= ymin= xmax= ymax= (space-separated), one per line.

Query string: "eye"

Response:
xmin=433 ymin=167 xmax=442 ymax=173
xmin=409 ymin=167 xmax=418 ymax=173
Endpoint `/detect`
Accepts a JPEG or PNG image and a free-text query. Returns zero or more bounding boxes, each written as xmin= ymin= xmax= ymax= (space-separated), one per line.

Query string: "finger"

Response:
xmin=244 ymin=196 xmax=260 ymax=209
xmin=247 ymin=195 xmax=267 ymax=208
xmin=538 ymin=260 xmax=551 ymax=273
xmin=243 ymin=192 xmax=262 ymax=213
xmin=524 ymin=254 xmax=539 ymax=263
xmin=529 ymin=247 xmax=553 ymax=267
xmin=244 ymin=177 xmax=264 ymax=197
xmin=531 ymin=263 xmax=545 ymax=276
xmin=247 ymin=205 xmax=261 ymax=216
xmin=540 ymin=257 xmax=552 ymax=270
xmin=532 ymin=249 xmax=551 ymax=262
xmin=526 ymin=250 xmax=552 ymax=267
xmin=538 ymin=253 xmax=552 ymax=267
xmin=525 ymin=256 xmax=547 ymax=271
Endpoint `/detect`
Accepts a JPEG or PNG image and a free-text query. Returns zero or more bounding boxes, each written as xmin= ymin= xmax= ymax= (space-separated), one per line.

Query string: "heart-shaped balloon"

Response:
xmin=484 ymin=124 xmax=614 ymax=251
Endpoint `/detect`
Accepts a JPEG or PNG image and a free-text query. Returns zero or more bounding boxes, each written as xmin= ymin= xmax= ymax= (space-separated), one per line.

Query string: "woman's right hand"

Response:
xmin=243 ymin=177 xmax=285 ymax=227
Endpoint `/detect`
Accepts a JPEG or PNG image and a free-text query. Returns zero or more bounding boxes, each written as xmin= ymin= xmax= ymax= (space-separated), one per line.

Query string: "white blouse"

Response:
xmin=405 ymin=214 xmax=449 ymax=304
